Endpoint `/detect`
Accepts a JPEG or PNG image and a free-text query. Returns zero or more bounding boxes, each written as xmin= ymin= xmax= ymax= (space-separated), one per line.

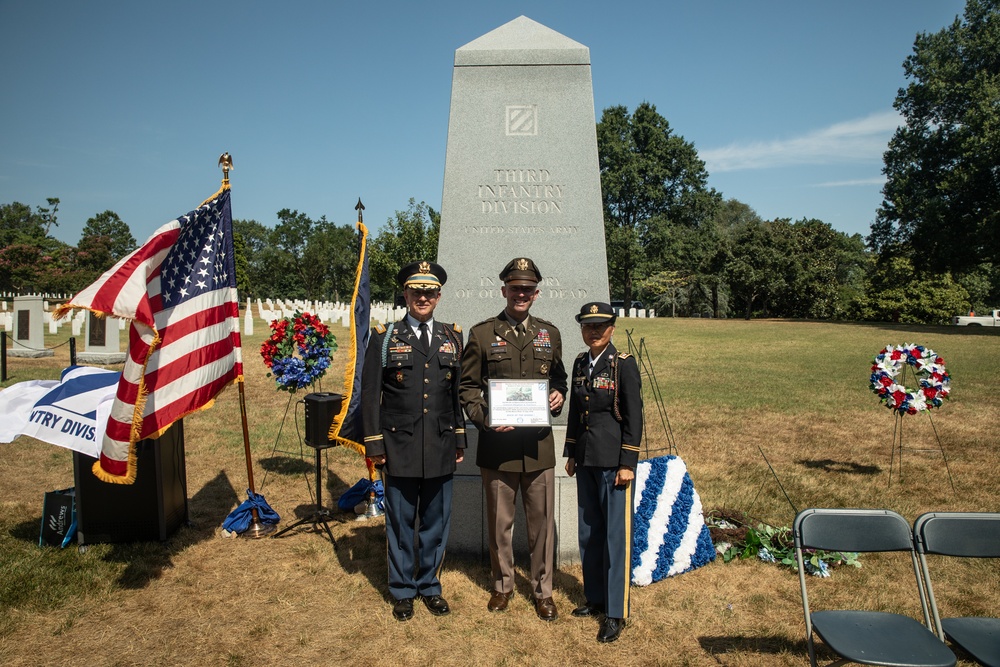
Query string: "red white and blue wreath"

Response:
xmin=260 ymin=311 xmax=336 ymax=392
xmin=870 ymin=344 xmax=950 ymax=414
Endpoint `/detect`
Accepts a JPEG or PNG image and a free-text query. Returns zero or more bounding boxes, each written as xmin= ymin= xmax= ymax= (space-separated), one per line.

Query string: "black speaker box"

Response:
xmin=303 ymin=392 xmax=342 ymax=449
xmin=72 ymin=420 xmax=188 ymax=545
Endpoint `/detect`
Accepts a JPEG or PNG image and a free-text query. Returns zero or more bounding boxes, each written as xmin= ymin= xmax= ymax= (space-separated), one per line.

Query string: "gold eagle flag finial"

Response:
xmin=218 ymin=152 xmax=234 ymax=185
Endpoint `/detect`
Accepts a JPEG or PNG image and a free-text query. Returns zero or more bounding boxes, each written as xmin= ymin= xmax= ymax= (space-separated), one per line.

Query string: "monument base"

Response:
xmin=76 ymin=352 xmax=126 ymax=364
xmin=449 ymin=424 xmax=580 ymax=567
xmin=8 ymin=348 xmax=54 ymax=358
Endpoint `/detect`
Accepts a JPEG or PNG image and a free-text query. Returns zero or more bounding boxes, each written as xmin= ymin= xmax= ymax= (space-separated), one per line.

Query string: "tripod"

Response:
xmin=271 ymin=444 xmax=338 ymax=548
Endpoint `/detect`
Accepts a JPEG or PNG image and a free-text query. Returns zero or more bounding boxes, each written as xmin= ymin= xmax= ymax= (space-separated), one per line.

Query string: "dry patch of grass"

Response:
xmin=1 ymin=318 xmax=997 ymax=666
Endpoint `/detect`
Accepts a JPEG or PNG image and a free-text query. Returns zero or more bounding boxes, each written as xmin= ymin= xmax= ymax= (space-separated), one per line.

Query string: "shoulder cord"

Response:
xmin=380 ymin=325 xmax=395 ymax=368
xmin=442 ymin=324 xmax=463 ymax=360
xmin=611 ymin=354 xmax=623 ymax=423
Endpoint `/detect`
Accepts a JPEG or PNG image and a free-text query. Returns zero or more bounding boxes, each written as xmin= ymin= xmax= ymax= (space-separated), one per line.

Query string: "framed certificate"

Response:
xmin=487 ymin=379 xmax=551 ymax=427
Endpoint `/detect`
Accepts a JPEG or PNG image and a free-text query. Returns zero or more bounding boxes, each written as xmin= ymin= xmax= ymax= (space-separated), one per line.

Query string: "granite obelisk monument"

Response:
xmin=436 ymin=16 xmax=609 ymax=565
xmin=435 ymin=15 xmax=609 ymax=337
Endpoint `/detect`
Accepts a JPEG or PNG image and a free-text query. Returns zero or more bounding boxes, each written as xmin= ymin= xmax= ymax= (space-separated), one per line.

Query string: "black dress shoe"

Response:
xmin=422 ymin=594 xmax=450 ymax=616
xmin=572 ymin=602 xmax=604 ymax=617
xmin=597 ymin=617 xmax=625 ymax=643
xmin=392 ymin=597 xmax=414 ymax=622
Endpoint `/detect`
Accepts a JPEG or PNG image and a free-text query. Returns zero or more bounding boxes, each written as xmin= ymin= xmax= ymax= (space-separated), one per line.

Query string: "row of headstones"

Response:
xmin=241 ymin=299 xmax=656 ymax=334
xmin=243 ymin=298 xmax=409 ymax=336
xmin=619 ymin=308 xmax=655 ymax=318
xmin=2 ymin=296 xmax=123 ymax=361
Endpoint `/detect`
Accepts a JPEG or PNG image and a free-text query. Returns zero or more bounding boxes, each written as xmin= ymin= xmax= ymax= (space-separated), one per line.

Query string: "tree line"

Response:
xmin=3 ymin=0 xmax=996 ymax=323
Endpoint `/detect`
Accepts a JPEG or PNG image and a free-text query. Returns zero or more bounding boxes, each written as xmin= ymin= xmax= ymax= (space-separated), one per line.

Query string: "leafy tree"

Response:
xmin=772 ymin=219 xmax=869 ymax=320
xmin=1 ymin=200 xmax=48 ymax=247
xmin=368 ymin=199 xmax=440 ymax=302
xmin=726 ymin=221 xmax=792 ymax=319
xmin=232 ymin=231 xmax=251 ymax=298
xmin=857 ymin=256 xmax=971 ymax=324
xmin=872 ymin=0 xmax=1000 ymax=274
xmin=233 ymin=218 xmax=275 ymax=297
xmin=637 ymin=270 xmax=690 ymax=317
xmin=953 ymin=263 xmax=1000 ymax=311
xmin=36 ymin=198 xmax=60 ymax=236
xmin=271 ymin=209 xmax=359 ymax=301
xmin=0 ymin=199 xmax=68 ymax=292
xmin=80 ymin=210 xmax=136 ymax=262
xmin=74 ymin=233 xmax=115 ymax=279
xmin=597 ymin=102 xmax=720 ymax=306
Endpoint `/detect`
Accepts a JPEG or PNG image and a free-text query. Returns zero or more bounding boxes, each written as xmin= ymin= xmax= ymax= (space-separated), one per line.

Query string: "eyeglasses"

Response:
xmin=408 ymin=289 xmax=440 ymax=299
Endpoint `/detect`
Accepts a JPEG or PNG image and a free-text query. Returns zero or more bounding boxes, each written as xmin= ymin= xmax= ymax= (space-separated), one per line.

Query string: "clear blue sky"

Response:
xmin=1 ymin=1 xmax=966 ymax=247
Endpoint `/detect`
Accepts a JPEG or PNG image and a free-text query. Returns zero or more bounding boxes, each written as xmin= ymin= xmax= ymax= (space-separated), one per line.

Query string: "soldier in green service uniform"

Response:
xmin=459 ymin=257 xmax=568 ymax=621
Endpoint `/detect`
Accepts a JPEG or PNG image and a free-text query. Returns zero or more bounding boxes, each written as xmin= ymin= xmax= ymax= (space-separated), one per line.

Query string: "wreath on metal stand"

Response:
xmin=869 ymin=344 xmax=955 ymax=490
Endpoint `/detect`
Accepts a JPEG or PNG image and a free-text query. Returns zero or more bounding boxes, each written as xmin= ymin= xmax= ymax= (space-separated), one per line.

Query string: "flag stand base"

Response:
xmin=240 ymin=519 xmax=277 ymax=539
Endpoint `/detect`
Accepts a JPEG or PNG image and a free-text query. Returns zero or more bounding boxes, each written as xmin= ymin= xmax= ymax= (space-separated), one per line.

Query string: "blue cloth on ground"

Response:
xmin=222 ymin=489 xmax=280 ymax=534
xmin=337 ymin=478 xmax=384 ymax=512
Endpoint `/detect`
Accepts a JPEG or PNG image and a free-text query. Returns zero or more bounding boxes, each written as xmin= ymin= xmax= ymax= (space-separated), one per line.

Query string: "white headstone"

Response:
xmin=77 ymin=312 xmax=125 ymax=364
xmin=9 ymin=295 xmax=53 ymax=358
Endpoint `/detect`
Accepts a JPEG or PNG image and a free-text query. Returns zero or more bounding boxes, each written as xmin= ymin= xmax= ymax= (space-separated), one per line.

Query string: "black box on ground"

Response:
xmin=72 ymin=420 xmax=188 ymax=544
xmin=39 ymin=487 xmax=76 ymax=547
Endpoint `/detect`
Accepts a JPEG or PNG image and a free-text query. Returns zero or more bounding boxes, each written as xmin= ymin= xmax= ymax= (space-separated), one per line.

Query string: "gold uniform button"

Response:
xmin=585 ymin=396 xmax=589 ymax=401
xmin=423 ymin=393 xmax=428 ymax=399
xmin=423 ymin=408 xmax=428 ymax=414
xmin=424 ymin=378 xmax=430 ymax=384
xmin=425 ymin=363 xmax=430 ymax=368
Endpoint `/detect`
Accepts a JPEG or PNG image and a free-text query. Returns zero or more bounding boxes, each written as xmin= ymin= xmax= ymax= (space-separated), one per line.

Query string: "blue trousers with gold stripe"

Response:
xmin=383 ymin=473 xmax=452 ymax=600
xmin=576 ymin=466 xmax=633 ymax=619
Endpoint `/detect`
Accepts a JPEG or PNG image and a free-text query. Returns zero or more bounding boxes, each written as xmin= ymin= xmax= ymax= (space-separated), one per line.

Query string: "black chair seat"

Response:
xmin=942 ymin=617 xmax=1000 ymax=667
xmin=812 ymin=610 xmax=956 ymax=667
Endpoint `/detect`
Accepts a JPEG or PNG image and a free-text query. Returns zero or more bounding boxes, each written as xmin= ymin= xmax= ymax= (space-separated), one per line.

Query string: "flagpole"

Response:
xmin=219 ymin=152 xmax=276 ymax=539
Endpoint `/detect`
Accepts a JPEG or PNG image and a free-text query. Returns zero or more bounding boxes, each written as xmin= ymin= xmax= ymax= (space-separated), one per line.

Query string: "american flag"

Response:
xmin=56 ymin=188 xmax=242 ymax=483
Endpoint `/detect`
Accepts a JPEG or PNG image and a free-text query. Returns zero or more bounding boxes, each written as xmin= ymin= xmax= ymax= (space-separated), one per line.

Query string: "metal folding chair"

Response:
xmin=794 ymin=508 xmax=956 ymax=667
xmin=914 ymin=512 xmax=1000 ymax=667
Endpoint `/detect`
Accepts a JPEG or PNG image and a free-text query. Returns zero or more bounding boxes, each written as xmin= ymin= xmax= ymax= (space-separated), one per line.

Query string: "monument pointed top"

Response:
xmin=455 ymin=16 xmax=590 ymax=66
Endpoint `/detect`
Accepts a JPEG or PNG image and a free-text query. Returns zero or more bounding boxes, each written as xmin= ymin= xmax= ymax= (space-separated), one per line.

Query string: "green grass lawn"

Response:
xmin=1 ymin=317 xmax=997 ymax=666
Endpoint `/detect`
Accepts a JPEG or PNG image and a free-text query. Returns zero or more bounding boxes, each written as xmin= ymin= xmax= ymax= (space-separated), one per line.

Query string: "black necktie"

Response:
xmin=418 ymin=322 xmax=429 ymax=352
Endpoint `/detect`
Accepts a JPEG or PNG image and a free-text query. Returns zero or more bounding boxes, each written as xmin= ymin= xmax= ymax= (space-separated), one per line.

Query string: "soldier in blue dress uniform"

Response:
xmin=362 ymin=261 xmax=466 ymax=621
xmin=564 ymin=301 xmax=643 ymax=642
